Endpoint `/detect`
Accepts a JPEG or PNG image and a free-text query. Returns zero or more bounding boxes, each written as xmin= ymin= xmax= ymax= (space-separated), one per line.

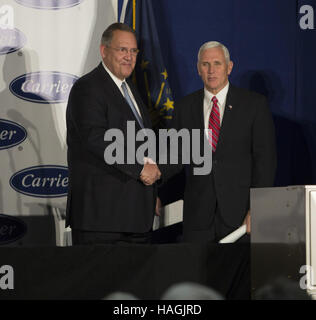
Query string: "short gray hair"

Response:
xmin=198 ymin=41 xmax=231 ymax=63
xmin=101 ymin=22 xmax=136 ymax=47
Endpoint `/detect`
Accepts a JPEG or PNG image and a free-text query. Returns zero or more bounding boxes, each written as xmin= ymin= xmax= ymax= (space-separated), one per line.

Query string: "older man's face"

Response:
xmin=197 ymin=47 xmax=233 ymax=95
xmin=100 ymin=30 xmax=138 ymax=80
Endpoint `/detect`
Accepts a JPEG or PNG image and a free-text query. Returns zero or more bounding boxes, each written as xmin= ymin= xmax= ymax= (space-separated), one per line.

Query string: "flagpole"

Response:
xmin=133 ymin=0 xmax=136 ymax=30
xmin=132 ymin=0 xmax=137 ymax=85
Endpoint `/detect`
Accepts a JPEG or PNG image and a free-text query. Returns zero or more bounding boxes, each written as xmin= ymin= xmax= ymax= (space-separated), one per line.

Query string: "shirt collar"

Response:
xmin=102 ymin=61 xmax=125 ymax=88
xmin=204 ymin=82 xmax=230 ymax=107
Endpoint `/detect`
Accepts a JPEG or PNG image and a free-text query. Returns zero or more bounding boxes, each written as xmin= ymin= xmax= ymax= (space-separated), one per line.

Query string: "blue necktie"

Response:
xmin=121 ymin=82 xmax=144 ymax=129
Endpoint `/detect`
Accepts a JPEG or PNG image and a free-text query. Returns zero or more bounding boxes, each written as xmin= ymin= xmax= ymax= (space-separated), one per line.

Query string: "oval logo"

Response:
xmin=15 ymin=0 xmax=83 ymax=10
xmin=0 ymin=214 xmax=27 ymax=245
xmin=10 ymin=165 xmax=68 ymax=198
xmin=9 ymin=71 xmax=78 ymax=104
xmin=0 ymin=27 xmax=27 ymax=55
xmin=0 ymin=119 xmax=27 ymax=150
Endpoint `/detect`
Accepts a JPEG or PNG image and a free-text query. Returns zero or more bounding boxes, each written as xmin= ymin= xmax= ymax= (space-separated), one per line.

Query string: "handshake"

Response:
xmin=140 ymin=158 xmax=161 ymax=186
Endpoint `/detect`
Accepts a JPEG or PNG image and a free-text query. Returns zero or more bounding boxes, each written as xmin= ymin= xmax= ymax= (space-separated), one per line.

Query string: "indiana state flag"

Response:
xmin=122 ymin=0 xmax=174 ymax=129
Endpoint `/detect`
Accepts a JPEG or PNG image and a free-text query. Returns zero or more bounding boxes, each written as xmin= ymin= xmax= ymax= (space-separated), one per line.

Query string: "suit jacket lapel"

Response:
xmin=98 ymin=64 xmax=147 ymax=130
xmin=191 ymin=90 xmax=205 ymax=157
xmin=194 ymin=89 xmax=205 ymax=130
xmin=98 ymin=64 xmax=125 ymax=111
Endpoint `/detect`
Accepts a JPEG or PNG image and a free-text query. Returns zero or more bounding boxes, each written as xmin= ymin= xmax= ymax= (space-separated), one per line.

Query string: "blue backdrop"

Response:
xmin=119 ymin=0 xmax=316 ymax=187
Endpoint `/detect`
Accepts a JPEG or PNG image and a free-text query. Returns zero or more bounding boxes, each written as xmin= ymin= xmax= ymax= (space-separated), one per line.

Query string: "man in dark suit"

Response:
xmin=143 ymin=41 xmax=277 ymax=243
xmin=66 ymin=23 xmax=161 ymax=245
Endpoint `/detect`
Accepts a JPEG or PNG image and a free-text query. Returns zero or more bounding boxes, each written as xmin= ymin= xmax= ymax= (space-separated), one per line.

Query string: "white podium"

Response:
xmin=251 ymin=185 xmax=316 ymax=299
xmin=153 ymin=200 xmax=183 ymax=231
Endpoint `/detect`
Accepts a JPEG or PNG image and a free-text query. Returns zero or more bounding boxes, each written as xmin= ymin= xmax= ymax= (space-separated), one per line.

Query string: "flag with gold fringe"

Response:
xmin=123 ymin=0 xmax=174 ymax=129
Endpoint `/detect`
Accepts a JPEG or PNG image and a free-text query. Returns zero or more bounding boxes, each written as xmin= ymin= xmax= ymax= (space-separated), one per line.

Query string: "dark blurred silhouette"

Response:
xmin=254 ymin=277 xmax=312 ymax=300
xmin=103 ymin=291 xmax=139 ymax=300
xmin=161 ymin=282 xmax=224 ymax=300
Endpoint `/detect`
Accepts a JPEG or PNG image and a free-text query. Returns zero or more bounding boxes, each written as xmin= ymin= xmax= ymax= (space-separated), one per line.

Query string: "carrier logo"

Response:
xmin=9 ymin=71 xmax=78 ymax=104
xmin=10 ymin=165 xmax=68 ymax=198
xmin=0 ymin=27 xmax=27 ymax=55
xmin=0 ymin=214 xmax=27 ymax=245
xmin=0 ymin=119 xmax=27 ymax=150
xmin=15 ymin=0 xmax=83 ymax=10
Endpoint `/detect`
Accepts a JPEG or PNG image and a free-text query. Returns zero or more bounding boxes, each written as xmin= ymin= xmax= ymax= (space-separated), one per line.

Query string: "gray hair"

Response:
xmin=161 ymin=282 xmax=224 ymax=300
xmin=103 ymin=291 xmax=139 ymax=300
xmin=101 ymin=22 xmax=136 ymax=47
xmin=198 ymin=41 xmax=231 ymax=63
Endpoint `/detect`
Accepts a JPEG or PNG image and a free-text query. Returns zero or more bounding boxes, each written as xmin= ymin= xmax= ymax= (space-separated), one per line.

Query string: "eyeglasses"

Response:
xmin=108 ymin=46 xmax=139 ymax=56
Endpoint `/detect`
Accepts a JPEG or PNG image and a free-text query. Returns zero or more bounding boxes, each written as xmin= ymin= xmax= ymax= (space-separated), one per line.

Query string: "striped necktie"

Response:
xmin=121 ymin=82 xmax=144 ymax=129
xmin=208 ymin=96 xmax=220 ymax=152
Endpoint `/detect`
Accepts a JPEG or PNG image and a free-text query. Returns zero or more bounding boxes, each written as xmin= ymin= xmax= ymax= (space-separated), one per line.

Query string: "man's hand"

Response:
xmin=243 ymin=210 xmax=251 ymax=234
xmin=140 ymin=163 xmax=161 ymax=186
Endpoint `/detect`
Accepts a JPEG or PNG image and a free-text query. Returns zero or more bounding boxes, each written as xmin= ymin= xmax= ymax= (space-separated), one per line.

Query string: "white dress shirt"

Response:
xmin=102 ymin=61 xmax=142 ymax=118
xmin=203 ymin=82 xmax=229 ymax=130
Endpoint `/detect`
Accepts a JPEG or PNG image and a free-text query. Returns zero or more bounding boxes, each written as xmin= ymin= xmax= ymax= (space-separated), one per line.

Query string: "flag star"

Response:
xmin=162 ymin=98 xmax=174 ymax=111
xmin=161 ymin=69 xmax=168 ymax=80
xmin=141 ymin=60 xmax=149 ymax=70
